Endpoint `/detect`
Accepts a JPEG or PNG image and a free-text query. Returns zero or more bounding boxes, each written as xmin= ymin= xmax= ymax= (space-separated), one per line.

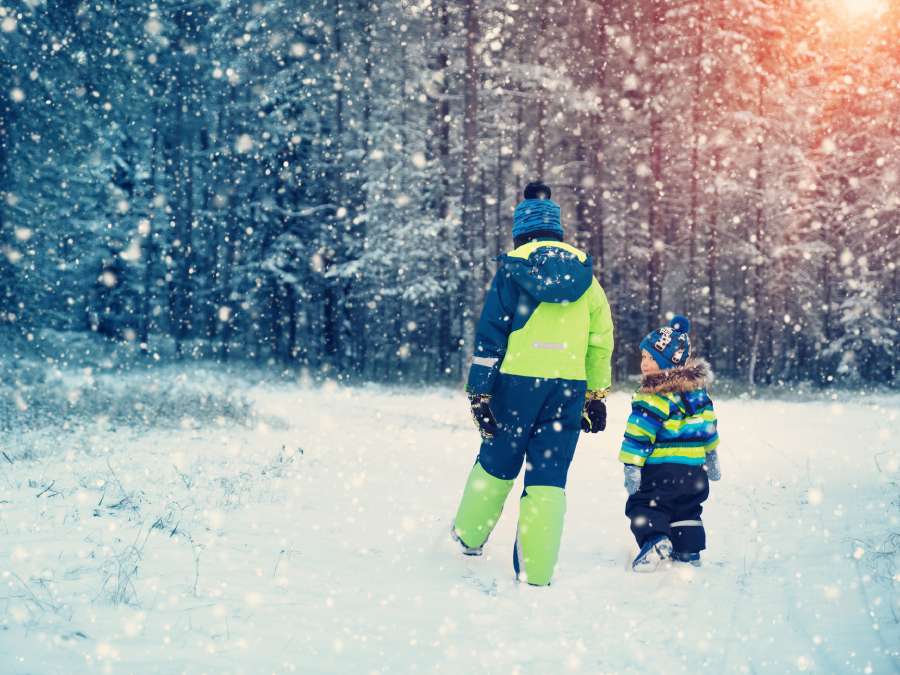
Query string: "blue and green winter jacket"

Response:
xmin=619 ymin=359 xmax=720 ymax=467
xmin=466 ymin=239 xmax=614 ymax=395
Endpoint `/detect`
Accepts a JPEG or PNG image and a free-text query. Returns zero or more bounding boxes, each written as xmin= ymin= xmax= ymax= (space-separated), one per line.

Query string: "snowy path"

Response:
xmin=1 ymin=381 xmax=898 ymax=673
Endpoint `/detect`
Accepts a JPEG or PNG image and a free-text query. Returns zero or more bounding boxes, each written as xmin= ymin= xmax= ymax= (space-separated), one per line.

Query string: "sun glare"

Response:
xmin=837 ymin=0 xmax=888 ymax=18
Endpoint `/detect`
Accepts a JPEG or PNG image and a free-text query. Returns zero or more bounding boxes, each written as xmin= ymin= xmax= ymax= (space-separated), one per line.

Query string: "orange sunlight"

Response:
xmin=836 ymin=0 xmax=888 ymax=18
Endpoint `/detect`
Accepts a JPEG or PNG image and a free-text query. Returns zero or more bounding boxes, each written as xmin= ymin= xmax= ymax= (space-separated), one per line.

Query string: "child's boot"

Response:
xmin=632 ymin=535 xmax=673 ymax=572
xmin=450 ymin=522 xmax=483 ymax=556
xmin=672 ymin=551 xmax=701 ymax=567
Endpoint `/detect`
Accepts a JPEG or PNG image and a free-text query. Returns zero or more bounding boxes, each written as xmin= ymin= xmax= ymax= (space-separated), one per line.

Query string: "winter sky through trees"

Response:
xmin=0 ymin=0 xmax=897 ymax=386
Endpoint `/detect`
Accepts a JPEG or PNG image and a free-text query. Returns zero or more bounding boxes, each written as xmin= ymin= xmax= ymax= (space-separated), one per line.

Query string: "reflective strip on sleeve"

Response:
xmin=471 ymin=356 xmax=500 ymax=368
xmin=670 ymin=520 xmax=703 ymax=527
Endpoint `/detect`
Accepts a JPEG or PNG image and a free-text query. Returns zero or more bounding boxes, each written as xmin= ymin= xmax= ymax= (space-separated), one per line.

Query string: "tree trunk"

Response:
xmin=646 ymin=106 xmax=664 ymax=328
xmin=687 ymin=6 xmax=705 ymax=315
xmin=645 ymin=0 xmax=666 ymax=329
xmin=751 ymin=72 xmax=767 ymax=381
xmin=704 ymin=148 xmax=720 ymax=364
xmin=460 ymin=0 xmax=480 ymax=375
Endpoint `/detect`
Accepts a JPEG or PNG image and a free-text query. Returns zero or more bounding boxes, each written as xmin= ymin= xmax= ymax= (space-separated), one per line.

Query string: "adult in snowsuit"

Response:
xmin=451 ymin=182 xmax=615 ymax=586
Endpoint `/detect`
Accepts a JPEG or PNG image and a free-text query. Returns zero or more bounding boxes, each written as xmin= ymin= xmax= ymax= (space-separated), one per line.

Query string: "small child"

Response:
xmin=619 ymin=315 xmax=721 ymax=572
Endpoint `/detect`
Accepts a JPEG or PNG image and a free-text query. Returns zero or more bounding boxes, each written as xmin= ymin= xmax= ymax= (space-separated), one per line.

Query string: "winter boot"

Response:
xmin=672 ymin=551 xmax=701 ymax=567
xmin=452 ymin=462 xmax=515 ymax=552
xmin=450 ymin=522 xmax=483 ymax=556
xmin=632 ymin=535 xmax=673 ymax=573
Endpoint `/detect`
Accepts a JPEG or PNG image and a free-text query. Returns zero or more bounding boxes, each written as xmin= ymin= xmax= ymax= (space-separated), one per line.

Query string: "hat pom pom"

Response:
xmin=669 ymin=314 xmax=691 ymax=333
xmin=523 ymin=181 xmax=551 ymax=200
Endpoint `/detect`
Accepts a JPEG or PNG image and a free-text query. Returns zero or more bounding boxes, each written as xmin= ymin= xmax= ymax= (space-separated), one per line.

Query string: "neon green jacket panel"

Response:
xmin=585 ymin=280 xmax=614 ymax=391
xmin=499 ymin=293 xmax=593 ymax=381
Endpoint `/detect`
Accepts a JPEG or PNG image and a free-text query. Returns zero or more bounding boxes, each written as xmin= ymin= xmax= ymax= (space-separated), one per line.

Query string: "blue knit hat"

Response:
xmin=640 ymin=315 xmax=692 ymax=370
xmin=512 ymin=182 xmax=563 ymax=240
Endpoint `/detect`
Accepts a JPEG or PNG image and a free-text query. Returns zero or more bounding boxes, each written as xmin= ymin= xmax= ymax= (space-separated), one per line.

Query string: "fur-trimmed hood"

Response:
xmin=639 ymin=358 xmax=712 ymax=394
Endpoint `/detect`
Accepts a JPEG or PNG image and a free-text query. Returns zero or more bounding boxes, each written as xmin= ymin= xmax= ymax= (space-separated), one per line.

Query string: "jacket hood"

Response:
xmin=639 ymin=358 xmax=712 ymax=394
xmin=502 ymin=245 xmax=593 ymax=303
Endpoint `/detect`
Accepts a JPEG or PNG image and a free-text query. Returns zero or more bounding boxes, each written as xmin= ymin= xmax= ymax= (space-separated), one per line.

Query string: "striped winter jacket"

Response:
xmin=619 ymin=359 xmax=719 ymax=467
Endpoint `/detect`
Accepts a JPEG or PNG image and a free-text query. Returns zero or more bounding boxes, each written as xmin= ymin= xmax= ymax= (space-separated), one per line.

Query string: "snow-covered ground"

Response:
xmin=1 ymin=374 xmax=898 ymax=674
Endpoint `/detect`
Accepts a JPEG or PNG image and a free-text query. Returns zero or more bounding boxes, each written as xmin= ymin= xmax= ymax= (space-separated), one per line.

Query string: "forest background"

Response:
xmin=1 ymin=0 xmax=897 ymax=387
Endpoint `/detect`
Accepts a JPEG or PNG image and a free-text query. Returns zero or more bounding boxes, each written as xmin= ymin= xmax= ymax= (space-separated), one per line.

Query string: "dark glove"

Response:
xmin=580 ymin=389 xmax=608 ymax=433
xmin=705 ymin=450 xmax=721 ymax=481
xmin=468 ymin=393 xmax=498 ymax=440
xmin=624 ymin=464 xmax=642 ymax=495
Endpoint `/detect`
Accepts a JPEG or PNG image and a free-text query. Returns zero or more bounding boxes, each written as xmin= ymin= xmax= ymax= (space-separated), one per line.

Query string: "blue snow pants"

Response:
xmin=625 ymin=463 xmax=709 ymax=554
xmin=477 ymin=374 xmax=586 ymax=488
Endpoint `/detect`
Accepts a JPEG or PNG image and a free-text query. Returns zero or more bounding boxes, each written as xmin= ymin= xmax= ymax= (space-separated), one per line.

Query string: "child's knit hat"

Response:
xmin=640 ymin=315 xmax=692 ymax=370
xmin=512 ymin=182 xmax=563 ymax=240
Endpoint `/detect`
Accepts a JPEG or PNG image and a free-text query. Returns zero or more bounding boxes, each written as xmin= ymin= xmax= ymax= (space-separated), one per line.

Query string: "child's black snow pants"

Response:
xmin=625 ymin=463 xmax=709 ymax=555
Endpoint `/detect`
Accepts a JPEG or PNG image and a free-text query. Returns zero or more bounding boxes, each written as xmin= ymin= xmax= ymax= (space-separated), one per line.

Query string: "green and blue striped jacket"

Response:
xmin=619 ymin=359 xmax=719 ymax=467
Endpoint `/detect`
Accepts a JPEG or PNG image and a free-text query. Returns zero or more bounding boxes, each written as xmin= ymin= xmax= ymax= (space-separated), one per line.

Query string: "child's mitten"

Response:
xmin=580 ymin=389 xmax=608 ymax=433
xmin=623 ymin=464 xmax=642 ymax=495
xmin=468 ymin=393 xmax=498 ymax=440
xmin=705 ymin=450 xmax=721 ymax=481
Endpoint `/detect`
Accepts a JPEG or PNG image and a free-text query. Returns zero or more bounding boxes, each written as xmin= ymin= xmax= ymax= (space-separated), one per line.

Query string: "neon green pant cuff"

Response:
xmin=453 ymin=462 xmax=515 ymax=549
xmin=515 ymin=485 xmax=567 ymax=586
